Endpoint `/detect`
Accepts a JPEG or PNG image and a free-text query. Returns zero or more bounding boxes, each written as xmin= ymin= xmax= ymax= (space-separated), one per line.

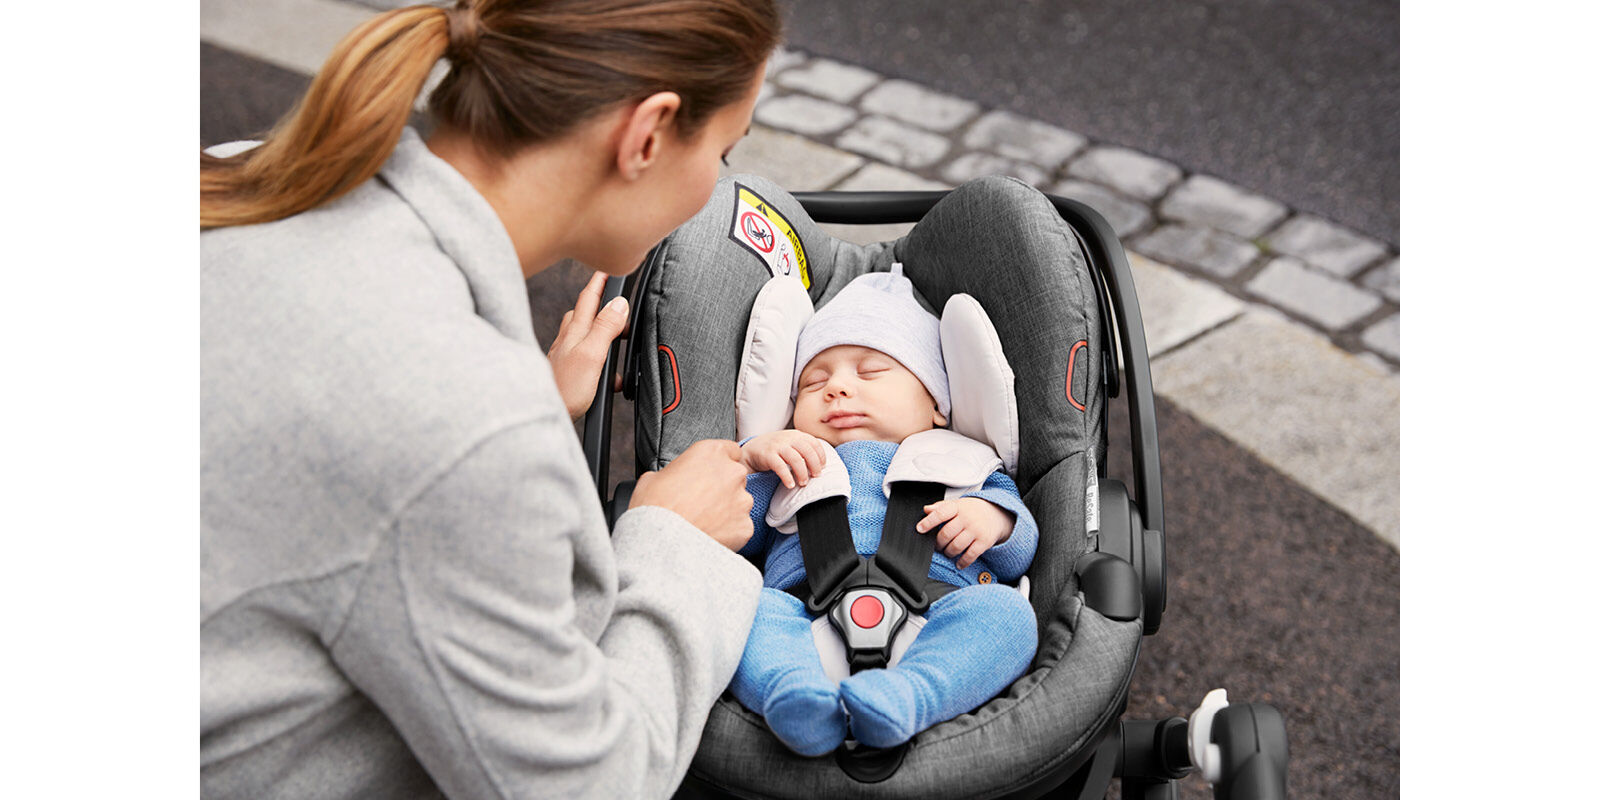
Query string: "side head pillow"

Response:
xmin=735 ymin=271 xmax=1020 ymax=473
xmin=942 ymin=294 xmax=1020 ymax=475
xmin=735 ymin=275 xmax=812 ymax=440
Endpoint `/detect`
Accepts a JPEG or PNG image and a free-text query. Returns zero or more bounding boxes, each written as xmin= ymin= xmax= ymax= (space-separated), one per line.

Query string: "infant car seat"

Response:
xmin=581 ymin=175 xmax=1289 ymax=800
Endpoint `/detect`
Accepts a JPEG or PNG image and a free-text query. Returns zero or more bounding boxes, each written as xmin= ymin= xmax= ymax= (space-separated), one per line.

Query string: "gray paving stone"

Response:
xmin=939 ymin=152 xmax=1048 ymax=187
xmin=753 ymin=94 xmax=857 ymax=137
xmin=1245 ymin=257 xmax=1384 ymax=330
xmin=1361 ymin=257 xmax=1400 ymax=303
xmin=1136 ymin=224 xmax=1260 ymax=278
xmin=720 ymin=125 xmax=863 ymax=192
xmin=1159 ymin=174 xmax=1288 ymax=239
xmin=858 ymin=79 xmax=980 ymax=132
xmin=1049 ymin=179 xmax=1154 ymax=239
xmin=1361 ymin=314 xmax=1400 ymax=361
xmin=775 ymin=57 xmax=881 ymax=104
xmin=1263 ymin=214 xmax=1389 ymax=277
xmin=1127 ymin=252 xmax=1245 ymax=358
xmin=817 ymin=221 xmax=919 ymax=248
xmin=834 ymin=115 xmax=951 ymax=170
xmin=962 ymin=110 xmax=1087 ymax=171
xmin=766 ymin=45 xmax=807 ymax=77
xmin=832 ymin=162 xmax=950 ymax=192
xmin=1065 ymin=146 xmax=1183 ymax=202
xmin=1357 ymin=352 xmax=1395 ymax=374
xmin=1152 ymin=310 xmax=1400 ymax=546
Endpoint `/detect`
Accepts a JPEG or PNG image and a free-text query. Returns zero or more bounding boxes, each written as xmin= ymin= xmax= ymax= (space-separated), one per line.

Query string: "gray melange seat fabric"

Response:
xmin=635 ymin=175 xmax=1141 ymax=797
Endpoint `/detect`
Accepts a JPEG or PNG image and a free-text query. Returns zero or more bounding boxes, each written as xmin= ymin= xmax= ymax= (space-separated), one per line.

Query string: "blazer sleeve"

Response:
xmin=330 ymin=416 xmax=762 ymax=800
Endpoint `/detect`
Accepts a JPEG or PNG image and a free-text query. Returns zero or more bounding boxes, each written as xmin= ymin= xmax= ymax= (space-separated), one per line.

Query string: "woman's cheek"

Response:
xmin=684 ymin=161 xmax=719 ymax=218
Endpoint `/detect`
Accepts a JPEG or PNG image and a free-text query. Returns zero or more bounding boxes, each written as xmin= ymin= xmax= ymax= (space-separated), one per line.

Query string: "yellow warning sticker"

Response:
xmin=729 ymin=183 xmax=810 ymax=289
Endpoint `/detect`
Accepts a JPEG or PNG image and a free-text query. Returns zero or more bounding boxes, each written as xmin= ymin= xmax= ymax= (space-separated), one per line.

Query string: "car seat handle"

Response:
xmin=582 ymin=274 xmax=631 ymax=527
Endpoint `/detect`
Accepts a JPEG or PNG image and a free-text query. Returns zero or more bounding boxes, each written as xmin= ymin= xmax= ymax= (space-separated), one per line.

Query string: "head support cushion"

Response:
xmin=941 ymin=293 xmax=1020 ymax=475
xmin=735 ymin=276 xmax=812 ymax=440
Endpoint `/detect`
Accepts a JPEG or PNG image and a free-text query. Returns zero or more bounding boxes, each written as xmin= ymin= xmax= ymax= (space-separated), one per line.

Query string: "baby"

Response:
xmin=730 ymin=270 xmax=1039 ymax=756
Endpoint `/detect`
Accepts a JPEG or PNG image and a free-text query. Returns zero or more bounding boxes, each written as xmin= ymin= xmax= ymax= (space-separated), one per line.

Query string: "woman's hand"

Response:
xmin=548 ymin=272 xmax=629 ymax=421
xmin=630 ymin=439 xmax=755 ymax=552
xmin=916 ymin=497 xmax=1016 ymax=569
xmin=740 ymin=430 xmax=827 ymax=488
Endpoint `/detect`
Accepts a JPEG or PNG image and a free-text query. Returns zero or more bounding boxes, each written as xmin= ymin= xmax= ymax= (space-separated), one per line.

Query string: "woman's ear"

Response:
xmin=615 ymin=91 xmax=682 ymax=180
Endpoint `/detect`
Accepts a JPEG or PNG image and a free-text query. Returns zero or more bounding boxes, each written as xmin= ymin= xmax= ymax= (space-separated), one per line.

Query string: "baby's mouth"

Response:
xmin=823 ymin=411 xmax=867 ymax=428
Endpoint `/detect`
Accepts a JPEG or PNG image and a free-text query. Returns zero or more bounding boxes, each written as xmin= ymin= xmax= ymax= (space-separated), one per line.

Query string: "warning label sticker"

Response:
xmin=728 ymin=183 xmax=810 ymax=288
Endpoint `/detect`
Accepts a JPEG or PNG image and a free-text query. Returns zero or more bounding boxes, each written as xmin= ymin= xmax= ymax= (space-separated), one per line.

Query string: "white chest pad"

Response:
xmin=765 ymin=429 xmax=1003 ymax=534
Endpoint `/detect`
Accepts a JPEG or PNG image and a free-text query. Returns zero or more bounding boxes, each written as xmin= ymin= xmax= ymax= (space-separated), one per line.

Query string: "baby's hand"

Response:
xmin=741 ymin=430 xmax=827 ymax=489
xmin=916 ymin=498 xmax=1016 ymax=569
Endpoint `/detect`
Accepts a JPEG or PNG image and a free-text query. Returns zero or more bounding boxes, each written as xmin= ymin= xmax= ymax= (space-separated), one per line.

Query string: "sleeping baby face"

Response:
xmin=793 ymin=345 xmax=948 ymax=447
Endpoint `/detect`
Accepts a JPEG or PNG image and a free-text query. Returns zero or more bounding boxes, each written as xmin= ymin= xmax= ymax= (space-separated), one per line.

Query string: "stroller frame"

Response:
xmin=579 ymin=190 xmax=1288 ymax=800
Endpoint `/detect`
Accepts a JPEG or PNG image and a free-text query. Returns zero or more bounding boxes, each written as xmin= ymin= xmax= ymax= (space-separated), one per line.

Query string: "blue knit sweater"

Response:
xmin=738 ymin=439 xmax=1038 ymax=592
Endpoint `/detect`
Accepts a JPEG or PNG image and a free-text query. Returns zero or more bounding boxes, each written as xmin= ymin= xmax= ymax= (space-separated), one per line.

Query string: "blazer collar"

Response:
xmin=379 ymin=128 xmax=533 ymax=344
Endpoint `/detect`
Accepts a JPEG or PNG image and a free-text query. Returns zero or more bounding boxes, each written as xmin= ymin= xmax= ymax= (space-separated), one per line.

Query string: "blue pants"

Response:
xmin=728 ymin=583 xmax=1038 ymax=754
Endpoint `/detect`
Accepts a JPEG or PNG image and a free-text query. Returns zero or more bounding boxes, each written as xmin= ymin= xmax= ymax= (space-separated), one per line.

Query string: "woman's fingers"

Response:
xmin=581 ymin=295 xmax=629 ymax=360
xmin=567 ymin=271 xmax=607 ymax=341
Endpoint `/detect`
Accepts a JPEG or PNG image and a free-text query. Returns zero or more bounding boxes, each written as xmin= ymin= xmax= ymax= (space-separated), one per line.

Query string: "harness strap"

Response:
xmin=875 ymin=481 xmax=947 ymax=608
xmin=792 ymin=480 xmax=954 ymax=614
xmin=795 ymin=496 xmax=856 ymax=609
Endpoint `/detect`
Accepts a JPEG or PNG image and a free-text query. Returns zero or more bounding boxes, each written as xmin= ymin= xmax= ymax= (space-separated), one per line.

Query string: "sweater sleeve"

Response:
xmin=963 ymin=470 xmax=1039 ymax=583
xmin=329 ymin=417 xmax=761 ymax=800
xmin=737 ymin=471 xmax=780 ymax=563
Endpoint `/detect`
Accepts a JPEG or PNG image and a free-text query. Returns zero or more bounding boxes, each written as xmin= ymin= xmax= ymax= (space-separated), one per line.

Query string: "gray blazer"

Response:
xmin=201 ymin=128 xmax=761 ymax=799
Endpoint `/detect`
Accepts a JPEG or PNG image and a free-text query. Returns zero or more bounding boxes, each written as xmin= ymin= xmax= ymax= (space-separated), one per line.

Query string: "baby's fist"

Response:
xmin=917 ymin=497 xmax=1016 ymax=569
xmin=741 ymin=430 xmax=828 ymax=489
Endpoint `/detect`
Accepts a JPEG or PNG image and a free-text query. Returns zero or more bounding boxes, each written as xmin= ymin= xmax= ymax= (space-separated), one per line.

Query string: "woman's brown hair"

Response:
xmin=201 ymin=0 xmax=781 ymax=229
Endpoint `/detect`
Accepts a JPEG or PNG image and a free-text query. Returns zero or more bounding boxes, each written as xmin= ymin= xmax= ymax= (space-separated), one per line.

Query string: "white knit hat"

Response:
xmin=791 ymin=264 xmax=950 ymax=417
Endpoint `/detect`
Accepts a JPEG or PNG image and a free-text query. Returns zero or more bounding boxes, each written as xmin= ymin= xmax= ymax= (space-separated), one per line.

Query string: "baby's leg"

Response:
xmin=728 ymin=588 xmax=847 ymax=756
xmin=839 ymin=584 xmax=1037 ymax=748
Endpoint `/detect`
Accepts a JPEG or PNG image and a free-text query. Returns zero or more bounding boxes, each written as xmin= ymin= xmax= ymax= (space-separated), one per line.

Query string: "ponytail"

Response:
xmin=200 ymin=6 xmax=449 ymax=229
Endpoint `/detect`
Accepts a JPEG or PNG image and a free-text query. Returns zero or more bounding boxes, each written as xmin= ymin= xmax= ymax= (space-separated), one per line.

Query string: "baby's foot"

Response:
xmin=763 ymin=680 xmax=847 ymax=757
xmin=839 ymin=670 xmax=921 ymax=749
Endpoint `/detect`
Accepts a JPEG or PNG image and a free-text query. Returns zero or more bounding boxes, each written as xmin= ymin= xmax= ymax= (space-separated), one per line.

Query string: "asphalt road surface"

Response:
xmin=775 ymin=0 xmax=1400 ymax=246
xmin=201 ymin=40 xmax=1400 ymax=798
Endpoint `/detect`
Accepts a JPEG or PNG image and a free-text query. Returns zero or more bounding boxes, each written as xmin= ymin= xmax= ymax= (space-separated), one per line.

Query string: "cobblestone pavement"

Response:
xmin=755 ymin=47 xmax=1400 ymax=373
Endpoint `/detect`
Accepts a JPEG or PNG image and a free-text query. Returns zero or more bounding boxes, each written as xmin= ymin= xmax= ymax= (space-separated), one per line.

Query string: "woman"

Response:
xmin=200 ymin=1 xmax=780 ymax=797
